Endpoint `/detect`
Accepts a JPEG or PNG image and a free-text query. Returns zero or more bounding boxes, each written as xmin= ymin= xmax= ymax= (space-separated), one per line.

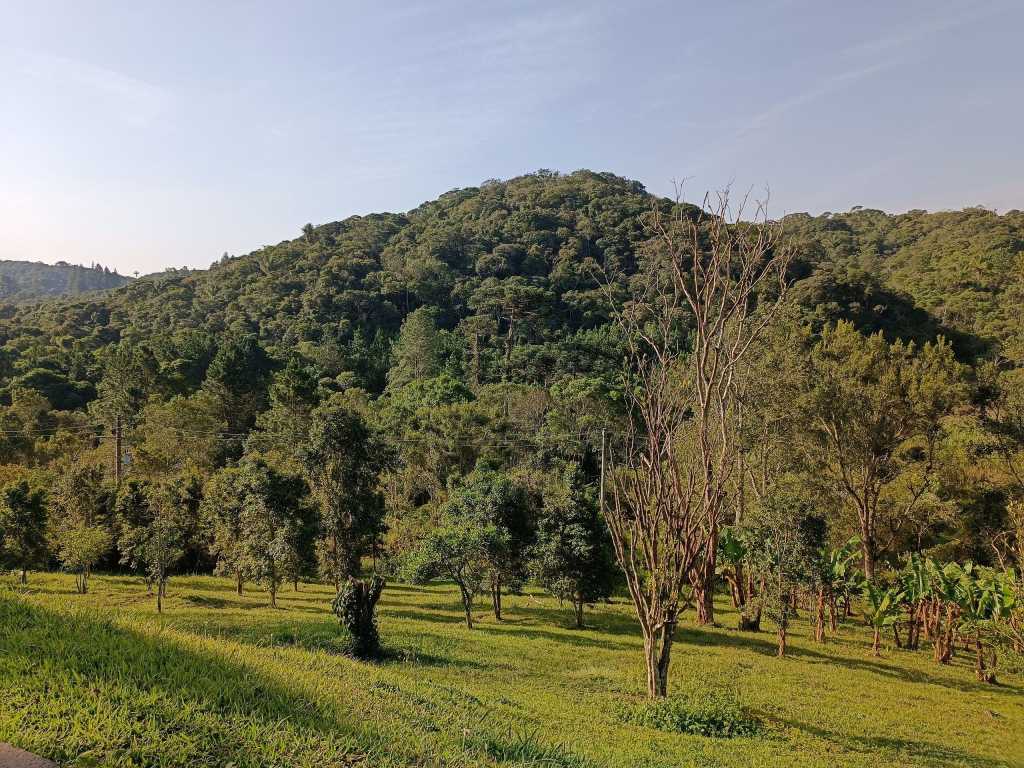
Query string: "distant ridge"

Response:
xmin=0 ymin=259 xmax=131 ymax=301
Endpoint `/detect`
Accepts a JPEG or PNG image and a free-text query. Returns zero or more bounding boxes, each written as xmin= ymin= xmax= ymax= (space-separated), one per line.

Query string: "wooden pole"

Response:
xmin=114 ymin=414 xmax=122 ymax=486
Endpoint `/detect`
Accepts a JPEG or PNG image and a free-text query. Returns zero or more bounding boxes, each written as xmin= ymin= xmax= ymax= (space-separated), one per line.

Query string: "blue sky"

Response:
xmin=1 ymin=0 xmax=1021 ymax=274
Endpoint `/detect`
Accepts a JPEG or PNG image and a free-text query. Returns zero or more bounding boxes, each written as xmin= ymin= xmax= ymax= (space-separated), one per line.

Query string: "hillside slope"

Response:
xmin=0 ymin=260 xmax=130 ymax=301
xmin=0 ymin=170 xmax=1020 ymax=411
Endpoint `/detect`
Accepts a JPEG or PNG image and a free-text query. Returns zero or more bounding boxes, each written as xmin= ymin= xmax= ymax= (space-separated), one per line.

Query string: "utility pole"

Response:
xmin=113 ymin=414 xmax=123 ymax=486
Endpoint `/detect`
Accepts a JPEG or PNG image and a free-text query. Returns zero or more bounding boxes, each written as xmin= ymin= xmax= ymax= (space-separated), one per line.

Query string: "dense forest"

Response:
xmin=0 ymin=260 xmax=130 ymax=301
xmin=1 ymin=170 xmax=1022 ymax=691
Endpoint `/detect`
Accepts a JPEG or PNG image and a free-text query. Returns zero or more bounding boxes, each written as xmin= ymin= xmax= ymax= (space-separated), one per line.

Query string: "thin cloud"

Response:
xmin=17 ymin=50 xmax=172 ymax=125
xmin=691 ymin=2 xmax=1001 ymax=173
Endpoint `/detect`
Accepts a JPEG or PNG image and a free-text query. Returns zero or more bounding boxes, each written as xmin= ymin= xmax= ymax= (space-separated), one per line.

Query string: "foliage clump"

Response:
xmin=617 ymin=686 xmax=760 ymax=738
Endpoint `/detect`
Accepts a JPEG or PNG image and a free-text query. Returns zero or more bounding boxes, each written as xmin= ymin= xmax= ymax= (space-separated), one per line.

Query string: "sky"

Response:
xmin=1 ymin=0 xmax=1021 ymax=275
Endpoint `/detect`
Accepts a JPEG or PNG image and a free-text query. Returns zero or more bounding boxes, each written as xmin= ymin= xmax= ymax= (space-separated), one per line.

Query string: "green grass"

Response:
xmin=1 ymin=574 xmax=1022 ymax=767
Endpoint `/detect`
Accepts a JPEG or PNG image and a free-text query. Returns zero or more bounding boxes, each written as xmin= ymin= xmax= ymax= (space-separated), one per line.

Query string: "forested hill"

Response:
xmin=0 ymin=260 xmax=130 ymax=301
xmin=0 ymin=170 xmax=1021 ymax=413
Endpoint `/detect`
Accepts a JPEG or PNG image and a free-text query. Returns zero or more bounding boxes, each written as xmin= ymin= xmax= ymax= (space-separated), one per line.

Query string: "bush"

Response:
xmin=617 ymin=686 xmax=760 ymax=738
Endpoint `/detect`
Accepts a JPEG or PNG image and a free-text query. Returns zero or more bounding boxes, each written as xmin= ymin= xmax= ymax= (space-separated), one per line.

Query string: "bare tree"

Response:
xmin=603 ymin=187 xmax=791 ymax=697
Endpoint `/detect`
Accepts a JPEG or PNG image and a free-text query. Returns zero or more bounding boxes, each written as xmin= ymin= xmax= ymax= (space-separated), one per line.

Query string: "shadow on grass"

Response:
xmin=676 ymin=625 xmax=1024 ymax=697
xmin=179 ymin=593 xmax=271 ymax=610
xmin=776 ymin=716 xmax=1013 ymax=768
xmin=388 ymin=591 xmax=1021 ymax=698
xmin=0 ymin=595 xmax=393 ymax=767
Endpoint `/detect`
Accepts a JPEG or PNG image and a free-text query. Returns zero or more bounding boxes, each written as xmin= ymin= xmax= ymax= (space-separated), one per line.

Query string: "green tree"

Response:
xmin=143 ymin=483 xmax=187 ymax=613
xmin=406 ymin=511 xmax=502 ymax=629
xmin=861 ymin=582 xmax=905 ymax=656
xmin=808 ymin=321 xmax=964 ymax=580
xmin=302 ymin=404 xmax=390 ymax=589
xmin=246 ymin=357 xmax=320 ymax=470
xmin=50 ymin=463 xmax=111 ymax=594
xmin=89 ymin=342 xmax=158 ymax=429
xmin=132 ymin=392 xmax=226 ymax=476
xmin=200 ymin=467 xmax=247 ymax=594
xmin=743 ymin=492 xmax=826 ymax=656
xmin=443 ymin=467 xmax=534 ymax=620
xmin=203 ymin=333 xmax=273 ymax=434
xmin=237 ymin=460 xmax=311 ymax=607
xmin=387 ymin=306 xmax=443 ymax=389
xmin=116 ymin=479 xmax=191 ymax=611
xmin=114 ymin=480 xmax=155 ymax=588
xmin=952 ymin=563 xmax=1016 ymax=683
xmin=531 ymin=464 xmax=615 ymax=627
xmin=0 ymin=480 xmax=48 ymax=583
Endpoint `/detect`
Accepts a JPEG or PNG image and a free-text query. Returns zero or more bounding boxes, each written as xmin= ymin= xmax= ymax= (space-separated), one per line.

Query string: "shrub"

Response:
xmin=617 ymin=686 xmax=760 ymax=738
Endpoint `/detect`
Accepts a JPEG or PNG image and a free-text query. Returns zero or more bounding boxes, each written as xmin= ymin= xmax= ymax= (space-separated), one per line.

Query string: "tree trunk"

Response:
xmin=815 ymin=588 xmax=826 ymax=643
xmin=694 ymin=587 xmax=713 ymax=624
xmin=491 ymin=576 xmax=502 ymax=621
xmin=643 ymin=615 xmax=676 ymax=698
xmin=872 ymin=627 xmax=881 ymax=656
xmin=573 ymin=598 xmax=584 ymax=629
xmin=861 ymin=519 xmax=876 ymax=583
xmin=270 ymin=583 xmax=277 ymax=608
xmin=892 ymin=623 xmax=902 ymax=649
xmin=20 ymin=569 xmax=27 ymax=585
xmin=975 ymin=631 xmax=996 ymax=683
xmin=778 ymin=622 xmax=787 ymax=657
xmin=157 ymin=585 xmax=163 ymax=613
xmin=692 ymin=538 xmax=717 ymax=625
xmin=828 ymin=593 xmax=838 ymax=633
xmin=733 ymin=562 xmax=746 ymax=607
xmin=460 ymin=584 xmax=474 ymax=629
xmin=236 ymin=571 xmax=243 ymax=595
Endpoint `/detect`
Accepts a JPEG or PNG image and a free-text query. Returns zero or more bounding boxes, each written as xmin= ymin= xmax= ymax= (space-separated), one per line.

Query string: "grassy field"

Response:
xmin=1 ymin=573 xmax=1021 ymax=768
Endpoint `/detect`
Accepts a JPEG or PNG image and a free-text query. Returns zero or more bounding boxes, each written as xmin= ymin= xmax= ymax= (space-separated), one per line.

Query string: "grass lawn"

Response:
xmin=1 ymin=573 xmax=1021 ymax=768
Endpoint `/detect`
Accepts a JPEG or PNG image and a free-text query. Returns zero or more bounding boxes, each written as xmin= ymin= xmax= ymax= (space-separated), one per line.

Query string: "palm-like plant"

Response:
xmin=861 ymin=582 xmax=904 ymax=656
xmin=899 ymin=553 xmax=933 ymax=650
xmin=818 ymin=537 xmax=861 ymax=634
xmin=925 ymin=559 xmax=962 ymax=663
xmin=953 ymin=563 xmax=1017 ymax=683
xmin=716 ymin=527 xmax=751 ymax=620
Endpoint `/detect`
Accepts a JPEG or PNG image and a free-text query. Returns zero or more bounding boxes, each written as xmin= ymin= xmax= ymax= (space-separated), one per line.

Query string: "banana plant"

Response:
xmin=814 ymin=537 xmax=861 ymax=637
xmin=861 ymin=582 xmax=905 ymax=656
xmin=954 ymin=563 xmax=1017 ymax=683
xmin=899 ymin=554 xmax=933 ymax=650
xmin=716 ymin=526 xmax=749 ymax=612
xmin=925 ymin=559 xmax=963 ymax=663
xmin=815 ymin=536 xmax=864 ymax=634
